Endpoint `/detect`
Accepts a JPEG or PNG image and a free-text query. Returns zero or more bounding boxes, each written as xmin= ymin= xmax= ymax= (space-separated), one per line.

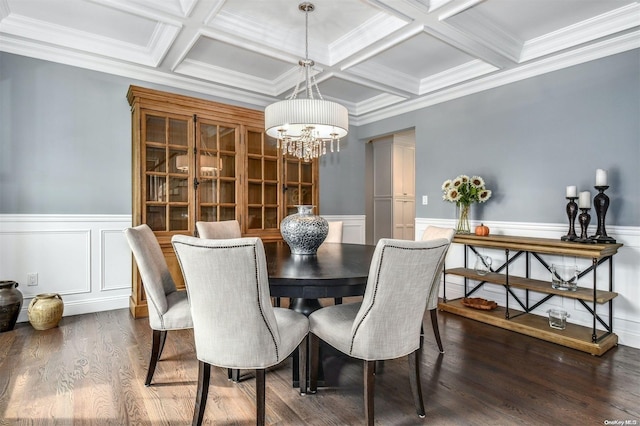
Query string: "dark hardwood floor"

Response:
xmin=1 ymin=301 xmax=638 ymax=425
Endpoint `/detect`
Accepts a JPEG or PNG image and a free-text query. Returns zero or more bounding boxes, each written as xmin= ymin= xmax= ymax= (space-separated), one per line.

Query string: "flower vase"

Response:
xmin=280 ymin=205 xmax=329 ymax=255
xmin=456 ymin=203 xmax=471 ymax=234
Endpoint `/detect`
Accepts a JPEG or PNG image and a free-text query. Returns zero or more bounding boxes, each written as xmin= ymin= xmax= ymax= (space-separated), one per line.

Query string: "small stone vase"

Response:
xmin=28 ymin=293 xmax=64 ymax=330
xmin=0 ymin=281 xmax=23 ymax=333
xmin=280 ymin=205 xmax=329 ymax=255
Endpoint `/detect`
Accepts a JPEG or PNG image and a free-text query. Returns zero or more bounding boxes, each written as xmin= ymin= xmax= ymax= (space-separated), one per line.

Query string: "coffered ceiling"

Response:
xmin=1 ymin=0 xmax=639 ymax=125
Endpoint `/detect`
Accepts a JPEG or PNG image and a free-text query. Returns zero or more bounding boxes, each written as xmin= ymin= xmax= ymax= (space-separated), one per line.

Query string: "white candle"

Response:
xmin=595 ymin=169 xmax=608 ymax=186
xmin=579 ymin=191 xmax=591 ymax=209
xmin=566 ymin=185 xmax=577 ymax=198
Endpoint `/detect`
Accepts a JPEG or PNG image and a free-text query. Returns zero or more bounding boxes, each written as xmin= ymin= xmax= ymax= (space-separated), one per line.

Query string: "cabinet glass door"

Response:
xmin=197 ymin=119 xmax=238 ymax=223
xmin=143 ymin=113 xmax=192 ymax=232
xmin=246 ymin=130 xmax=280 ymax=232
xmin=285 ymin=157 xmax=317 ymax=215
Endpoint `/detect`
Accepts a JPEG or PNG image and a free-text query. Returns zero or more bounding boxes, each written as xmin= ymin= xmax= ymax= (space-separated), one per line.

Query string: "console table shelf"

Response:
xmin=439 ymin=299 xmax=618 ymax=356
xmin=439 ymin=234 xmax=623 ymax=356
xmin=445 ymin=268 xmax=618 ymax=303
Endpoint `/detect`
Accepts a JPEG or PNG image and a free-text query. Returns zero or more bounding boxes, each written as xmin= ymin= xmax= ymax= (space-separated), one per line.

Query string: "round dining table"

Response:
xmin=263 ymin=240 xmax=377 ymax=386
xmin=263 ymin=241 xmax=377 ymax=316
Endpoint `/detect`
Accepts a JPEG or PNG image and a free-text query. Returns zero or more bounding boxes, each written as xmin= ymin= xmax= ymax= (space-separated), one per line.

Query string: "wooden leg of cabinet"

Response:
xmin=129 ymin=297 xmax=149 ymax=318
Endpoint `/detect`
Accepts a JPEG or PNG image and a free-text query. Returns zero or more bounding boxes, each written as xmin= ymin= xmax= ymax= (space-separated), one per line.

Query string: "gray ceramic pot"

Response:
xmin=0 ymin=281 xmax=23 ymax=332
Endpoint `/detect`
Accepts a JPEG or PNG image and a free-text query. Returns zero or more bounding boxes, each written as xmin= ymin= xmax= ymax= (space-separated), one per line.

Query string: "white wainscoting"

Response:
xmin=0 ymin=215 xmax=133 ymax=323
xmin=321 ymin=215 xmax=366 ymax=244
xmin=416 ymin=217 xmax=640 ymax=350
xmin=0 ymin=214 xmax=367 ymax=326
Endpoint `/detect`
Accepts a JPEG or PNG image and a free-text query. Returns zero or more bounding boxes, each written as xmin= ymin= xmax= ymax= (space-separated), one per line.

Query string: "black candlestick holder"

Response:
xmin=560 ymin=196 xmax=578 ymax=241
xmin=577 ymin=208 xmax=592 ymax=243
xmin=590 ymin=185 xmax=616 ymax=243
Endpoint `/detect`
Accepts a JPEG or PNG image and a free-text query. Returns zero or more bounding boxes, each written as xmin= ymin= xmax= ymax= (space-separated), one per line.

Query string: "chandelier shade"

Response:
xmin=265 ymin=98 xmax=348 ymax=140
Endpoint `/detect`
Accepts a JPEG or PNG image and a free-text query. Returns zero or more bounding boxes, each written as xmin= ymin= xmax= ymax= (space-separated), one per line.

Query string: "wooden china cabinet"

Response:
xmin=127 ymin=86 xmax=318 ymax=317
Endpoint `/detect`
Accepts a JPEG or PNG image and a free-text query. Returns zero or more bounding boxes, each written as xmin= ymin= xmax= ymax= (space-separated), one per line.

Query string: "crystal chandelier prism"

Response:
xmin=264 ymin=2 xmax=349 ymax=162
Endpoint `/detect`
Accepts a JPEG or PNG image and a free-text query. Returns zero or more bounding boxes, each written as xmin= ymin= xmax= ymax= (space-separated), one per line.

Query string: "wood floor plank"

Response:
xmin=1 ymin=307 xmax=638 ymax=425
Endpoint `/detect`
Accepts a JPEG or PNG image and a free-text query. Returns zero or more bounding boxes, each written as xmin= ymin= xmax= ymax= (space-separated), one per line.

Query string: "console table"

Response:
xmin=439 ymin=234 xmax=623 ymax=356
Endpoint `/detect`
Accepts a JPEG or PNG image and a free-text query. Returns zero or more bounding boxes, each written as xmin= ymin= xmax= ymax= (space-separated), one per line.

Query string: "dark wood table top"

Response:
xmin=264 ymin=241 xmax=376 ymax=299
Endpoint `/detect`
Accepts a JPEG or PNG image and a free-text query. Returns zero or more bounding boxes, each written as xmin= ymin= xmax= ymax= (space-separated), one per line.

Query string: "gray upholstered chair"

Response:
xmin=324 ymin=221 xmax=343 ymax=243
xmin=171 ymin=235 xmax=309 ymax=426
xmin=323 ymin=220 xmax=345 ymax=305
xmin=421 ymin=226 xmax=456 ymax=353
xmin=195 ymin=219 xmax=241 ymax=239
xmin=124 ymin=224 xmax=193 ymax=386
xmin=308 ymin=238 xmax=451 ymax=425
xmin=195 ymin=219 xmax=243 ymax=381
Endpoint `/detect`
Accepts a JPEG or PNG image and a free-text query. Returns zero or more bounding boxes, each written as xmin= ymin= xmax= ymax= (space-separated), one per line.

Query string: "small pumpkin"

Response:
xmin=475 ymin=223 xmax=490 ymax=236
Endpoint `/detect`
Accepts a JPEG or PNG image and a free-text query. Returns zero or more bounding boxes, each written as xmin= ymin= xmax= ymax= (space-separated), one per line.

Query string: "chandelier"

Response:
xmin=264 ymin=2 xmax=349 ymax=162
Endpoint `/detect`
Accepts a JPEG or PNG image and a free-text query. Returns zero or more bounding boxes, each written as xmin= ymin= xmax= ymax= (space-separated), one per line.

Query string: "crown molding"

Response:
xmin=0 ymin=35 xmax=275 ymax=108
xmin=348 ymin=61 xmax=419 ymax=94
xmin=353 ymin=93 xmax=408 ymax=116
xmin=0 ymin=13 xmax=179 ymax=67
xmin=1 ymin=22 xmax=637 ymax=124
xmin=356 ymin=31 xmax=640 ymax=125
xmin=418 ymin=59 xmax=498 ymax=95
xmin=444 ymin=8 xmax=522 ymax=63
xmin=521 ymin=3 xmax=640 ymax=62
xmin=329 ymin=12 xmax=407 ymax=66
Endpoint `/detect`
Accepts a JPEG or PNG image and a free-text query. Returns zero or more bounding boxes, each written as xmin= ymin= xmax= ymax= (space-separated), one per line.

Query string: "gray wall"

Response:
xmin=2 ymin=50 xmax=639 ymax=226
xmin=356 ymin=49 xmax=640 ymax=226
xmin=0 ymin=54 xmax=131 ymax=213
xmin=318 ymin=125 xmax=366 ymax=215
xmin=0 ymin=53 xmax=262 ymax=214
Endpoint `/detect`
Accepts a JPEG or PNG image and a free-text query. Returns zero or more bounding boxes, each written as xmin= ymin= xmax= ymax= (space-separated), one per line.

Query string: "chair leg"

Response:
xmin=145 ymin=329 xmax=166 ymax=386
xmin=408 ymin=348 xmax=426 ymax=418
xmin=309 ymin=334 xmax=319 ymax=394
xmin=227 ymin=368 xmax=240 ymax=382
xmin=334 ymin=297 xmax=343 ymax=305
xmin=430 ymin=308 xmax=445 ymax=354
xmin=298 ymin=335 xmax=308 ymax=395
xmin=158 ymin=329 xmax=168 ymax=358
xmin=193 ymin=361 xmax=211 ymax=426
xmin=364 ymin=360 xmax=375 ymax=426
xmin=256 ymin=369 xmax=266 ymax=426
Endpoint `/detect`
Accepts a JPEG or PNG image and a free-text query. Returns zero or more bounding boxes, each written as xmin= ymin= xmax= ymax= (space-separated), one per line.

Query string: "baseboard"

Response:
xmin=17 ymin=294 xmax=130 ymax=324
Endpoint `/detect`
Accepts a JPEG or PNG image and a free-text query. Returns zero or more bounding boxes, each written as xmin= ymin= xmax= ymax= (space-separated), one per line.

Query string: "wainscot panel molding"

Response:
xmin=416 ymin=217 xmax=640 ymax=350
xmin=321 ymin=215 xmax=366 ymax=245
xmin=0 ymin=214 xmax=132 ymax=323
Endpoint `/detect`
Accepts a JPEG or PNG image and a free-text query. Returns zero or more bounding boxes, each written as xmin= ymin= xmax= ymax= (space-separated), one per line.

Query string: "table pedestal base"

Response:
xmin=289 ymin=297 xmax=326 ymax=387
xmin=289 ymin=298 xmax=323 ymax=317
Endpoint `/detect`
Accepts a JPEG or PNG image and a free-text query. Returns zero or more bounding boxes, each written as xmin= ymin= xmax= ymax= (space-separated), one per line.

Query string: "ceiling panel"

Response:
xmin=317 ymin=77 xmax=387 ymax=104
xmin=186 ymin=37 xmax=292 ymax=81
xmin=367 ymin=32 xmax=476 ymax=78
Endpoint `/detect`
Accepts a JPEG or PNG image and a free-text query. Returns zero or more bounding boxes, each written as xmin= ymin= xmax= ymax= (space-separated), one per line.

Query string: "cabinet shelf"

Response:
xmin=445 ymin=267 xmax=618 ymax=303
